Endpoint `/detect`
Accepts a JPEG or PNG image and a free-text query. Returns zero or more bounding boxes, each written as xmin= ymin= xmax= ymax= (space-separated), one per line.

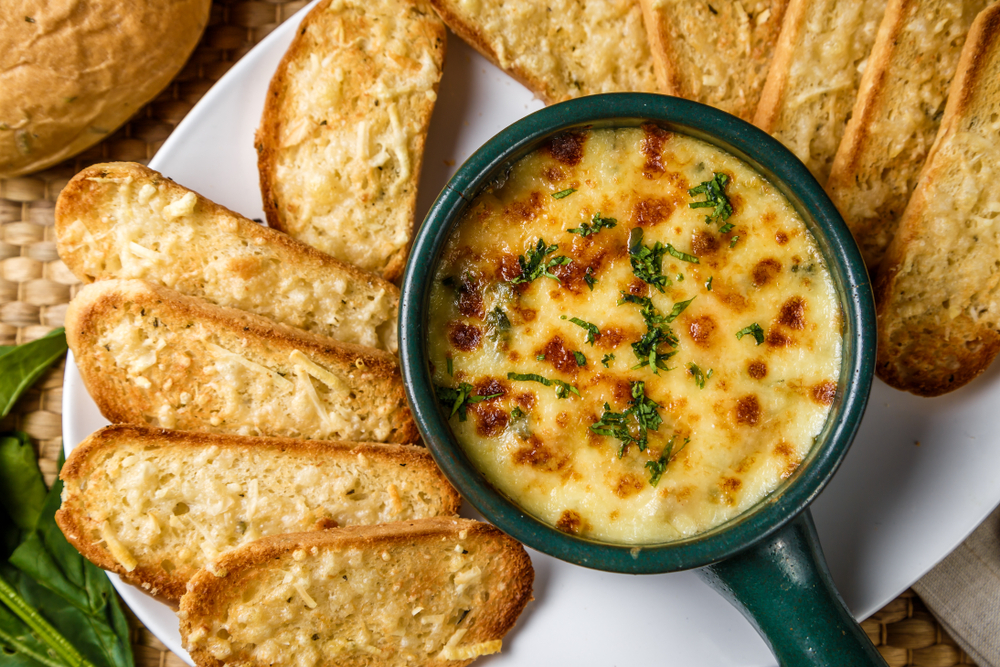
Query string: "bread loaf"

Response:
xmin=0 ymin=0 xmax=210 ymax=178
xmin=430 ymin=0 xmax=659 ymax=105
xmin=256 ymin=0 xmax=446 ymax=282
xmin=179 ymin=518 xmax=534 ymax=667
xmin=753 ymin=0 xmax=888 ymax=181
xmin=56 ymin=162 xmax=400 ymax=352
xmin=826 ymin=0 xmax=991 ymax=269
xmin=57 ymin=425 xmax=460 ymax=601
xmin=640 ymin=0 xmax=789 ymax=120
xmin=65 ymin=279 xmax=417 ymax=442
xmin=875 ymin=3 xmax=1000 ymax=395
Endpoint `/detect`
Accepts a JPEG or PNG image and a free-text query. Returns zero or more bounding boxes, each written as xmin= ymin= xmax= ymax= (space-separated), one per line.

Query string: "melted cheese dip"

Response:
xmin=428 ymin=126 xmax=842 ymax=544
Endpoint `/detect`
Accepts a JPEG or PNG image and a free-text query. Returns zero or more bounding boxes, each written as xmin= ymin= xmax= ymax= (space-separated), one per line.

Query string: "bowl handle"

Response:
xmin=697 ymin=510 xmax=887 ymax=666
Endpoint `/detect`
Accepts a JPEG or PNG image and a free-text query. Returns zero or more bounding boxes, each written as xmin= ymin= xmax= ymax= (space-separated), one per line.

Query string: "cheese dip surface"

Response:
xmin=428 ymin=126 xmax=842 ymax=545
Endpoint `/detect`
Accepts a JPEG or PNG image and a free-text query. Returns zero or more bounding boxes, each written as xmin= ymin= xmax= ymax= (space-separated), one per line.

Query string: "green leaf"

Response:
xmin=551 ymin=188 xmax=576 ymax=199
xmin=0 ymin=432 xmax=46 ymax=532
xmin=736 ymin=323 xmax=765 ymax=345
xmin=567 ymin=213 xmax=616 ymax=237
xmin=665 ymin=244 xmax=699 ymax=264
xmin=0 ymin=329 xmax=67 ymax=419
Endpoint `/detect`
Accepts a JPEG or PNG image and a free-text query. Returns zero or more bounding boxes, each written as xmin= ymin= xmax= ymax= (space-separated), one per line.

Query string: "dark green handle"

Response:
xmin=698 ymin=510 xmax=887 ymax=666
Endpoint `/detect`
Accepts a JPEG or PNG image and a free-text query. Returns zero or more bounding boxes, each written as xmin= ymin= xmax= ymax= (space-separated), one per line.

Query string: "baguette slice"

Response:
xmin=55 ymin=162 xmax=400 ymax=352
xmin=753 ymin=0 xmax=889 ymax=181
xmin=179 ymin=519 xmax=534 ymax=667
xmin=640 ymin=0 xmax=789 ymax=121
xmin=430 ymin=0 xmax=659 ymax=105
xmin=826 ymin=0 xmax=990 ymax=269
xmin=56 ymin=425 xmax=460 ymax=602
xmin=65 ymin=279 xmax=418 ymax=442
xmin=875 ymin=3 xmax=1000 ymax=396
xmin=256 ymin=0 xmax=446 ymax=282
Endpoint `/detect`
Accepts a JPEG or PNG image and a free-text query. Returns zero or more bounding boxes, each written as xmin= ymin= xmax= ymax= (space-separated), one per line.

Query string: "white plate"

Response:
xmin=63 ymin=5 xmax=1000 ymax=664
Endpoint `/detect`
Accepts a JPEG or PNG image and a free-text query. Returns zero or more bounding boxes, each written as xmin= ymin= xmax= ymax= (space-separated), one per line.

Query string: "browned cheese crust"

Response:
xmin=875 ymin=3 xmax=1000 ymax=396
xmin=179 ymin=518 xmax=534 ymax=667
xmin=65 ymin=279 xmax=417 ymax=441
xmin=56 ymin=425 xmax=459 ymax=602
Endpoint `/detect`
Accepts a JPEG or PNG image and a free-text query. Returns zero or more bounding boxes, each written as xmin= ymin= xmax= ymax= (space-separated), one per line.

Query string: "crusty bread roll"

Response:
xmin=55 ymin=162 xmax=400 ymax=352
xmin=0 ymin=0 xmax=210 ymax=178
xmin=56 ymin=424 xmax=460 ymax=601
xmin=66 ymin=279 xmax=418 ymax=443
xmin=640 ymin=0 xmax=789 ymax=121
xmin=256 ymin=0 xmax=446 ymax=282
xmin=875 ymin=3 xmax=1000 ymax=396
xmin=179 ymin=519 xmax=534 ymax=667
xmin=429 ymin=0 xmax=659 ymax=105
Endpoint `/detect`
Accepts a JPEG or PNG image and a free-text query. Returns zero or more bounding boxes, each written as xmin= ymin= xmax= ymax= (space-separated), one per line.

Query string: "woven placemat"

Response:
xmin=0 ymin=1 xmax=979 ymax=665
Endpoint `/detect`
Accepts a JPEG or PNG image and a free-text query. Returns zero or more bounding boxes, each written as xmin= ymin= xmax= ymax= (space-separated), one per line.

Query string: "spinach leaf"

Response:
xmin=0 ymin=329 xmax=67 ymax=419
xmin=0 ymin=432 xmax=47 ymax=533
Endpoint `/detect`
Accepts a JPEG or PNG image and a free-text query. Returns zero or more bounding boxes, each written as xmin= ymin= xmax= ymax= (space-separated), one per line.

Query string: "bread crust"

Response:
xmin=875 ymin=3 xmax=1000 ymax=396
xmin=179 ymin=518 xmax=534 ymax=667
xmin=66 ymin=279 xmax=418 ymax=441
xmin=56 ymin=425 xmax=460 ymax=602
xmin=55 ymin=162 xmax=400 ymax=351
xmin=257 ymin=0 xmax=446 ymax=282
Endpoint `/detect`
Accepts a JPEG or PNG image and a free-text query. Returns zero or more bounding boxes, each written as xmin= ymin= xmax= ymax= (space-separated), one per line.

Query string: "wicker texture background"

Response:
xmin=0 ymin=1 xmax=979 ymax=665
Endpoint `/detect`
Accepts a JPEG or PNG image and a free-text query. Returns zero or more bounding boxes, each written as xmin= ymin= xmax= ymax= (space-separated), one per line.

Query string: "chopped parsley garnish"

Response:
xmin=601 ymin=353 xmax=615 ymax=368
xmin=590 ymin=381 xmax=663 ymax=458
xmin=627 ymin=228 xmax=670 ymax=292
xmin=573 ymin=351 xmax=587 ymax=366
xmin=736 ymin=323 xmax=765 ymax=345
xmin=486 ymin=306 xmax=510 ymax=339
xmin=719 ymin=222 xmax=735 ymax=234
xmin=568 ymin=213 xmax=617 ymax=237
xmin=536 ymin=353 xmax=546 ymax=361
xmin=665 ymin=244 xmax=699 ymax=264
xmin=584 ymin=267 xmax=597 ymax=290
xmin=666 ymin=297 xmax=696 ymax=322
xmin=688 ymin=363 xmax=712 ymax=389
xmin=706 ymin=276 xmax=713 ymax=291
xmin=568 ymin=317 xmax=599 ymax=345
xmin=689 ymin=172 xmax=733 ymax=225
xmin=730 ymin=236 xmax=740 ymax=248
xmin=510 ymin=238 xmax=571 ymax=285
xmin=510 ymin=406 xmax=525 ymax=420
xmin=507 ymin=372 xmax=580 ymax=399
xmin=645 ymin=436 xmax=689 ymax=486
xmin=435 ymin=383 xmax=501 ymax=421
xmin=677 ymin=273 xmax=684 ymax=281
xmin=446 ymin=356 xmax=454 ymax=376
xmin=551 ymin=188 xmax=577 ymax=199
xmin=632 ymin=327 xmax=678 ymax=373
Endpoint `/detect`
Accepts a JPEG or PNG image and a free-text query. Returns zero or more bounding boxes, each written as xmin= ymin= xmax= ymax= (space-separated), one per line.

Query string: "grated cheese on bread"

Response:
xmin=640 ymin=0 xmax=789 ymax=121
xmin=65 ymin=279 xmax=418 ymax=442
xmin=56 ymin=425 xmax=460 ymax=602
xmin=55 ymin=162 xmax=400 ymax=351
xmin=429 ymin=0 xmax=659 ymax=105
xmin=874 ymin=3 xmax=1000 ymax=395
xmin=179 ymin=518 xmax=534 ymax=667
xmin=256 ymin=0 xmax=446 ymax=282
xmin=753 ymin=0 xmax=889 ymax=181
xmin=825 ymin=0 xmax=992 ymax=269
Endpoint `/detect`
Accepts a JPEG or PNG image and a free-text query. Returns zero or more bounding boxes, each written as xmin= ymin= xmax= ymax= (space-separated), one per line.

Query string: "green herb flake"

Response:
xmin=507 ymin=372 xmax=579 ymax=399
xmin=601 ymin=353 xmax=615 ymax=368
xmin=645 ymin=436 xmax=689 ymax=486
xmin=584 ymin=267 xmax=597 ymax=291
xmin=706 ymin=276 xmax=713 ymax=291
xmin=688 ymin=363 xmax=711 ymax=389
xmin=24 ymin=16 xmax=35 ymax=23
xmin=446 ymin=356 xmax=454 ymax=376
xmin=573 ymin=351 xmax=587 ymax=367
xmin=510 ymin=238 xmax=572 ymax=285
xmin=730 ymin=235 xmax=740 ymax=248
xmin=435 ymin=383 xmax=500 ymax=421
xmin=719 ymin=222 xmax=735 ymax=234
xmin=688 ymin=172 xmax=734 ymax=225
xmin=677 ymin=273 xmax=684 ymax=282
xmin=510 ymin=406 xmax=525 ymax=419
xmin=666 ymin=296 xmax=696 ymax=323
xmin=665 ymin=244 xmax=699 ymax=264
xmin=627 ymin=228 xmax=670 ymax=292
xmin=568 ymin=317 xmax=599 ymax=345
xmin=536 ymin=354 xmax=546 ymax=361
xmin=551 ymin=188 xmax=577 ymax=199
xmin=736 ymin=323 xmax=765 ymax=345
xmin=590 ymin=381 xmax=663 ymax=458
xmin=486 ymin=306 xmax=511 ymax=339
xmin=568 ymin=213 xmax=617 ymax=237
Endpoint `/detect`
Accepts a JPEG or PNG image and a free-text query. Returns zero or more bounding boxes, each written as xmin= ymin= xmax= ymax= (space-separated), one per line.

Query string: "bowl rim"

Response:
xmin=400 ymin=92 xmax=876 ymax=574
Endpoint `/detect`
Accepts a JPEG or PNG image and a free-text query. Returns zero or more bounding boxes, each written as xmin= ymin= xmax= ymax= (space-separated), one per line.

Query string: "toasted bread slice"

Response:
xmin=65 ymin=279 xmax=418 ymax=442
xmin=753 ymin=0 xmax=889 ymax=181
xmin=430 ymin=0 xmax=659 ymax=105
xmin=640 ymin=0 xmax=789 ymax=121
xmin=55 ymin=162 xmax=400 ymax=352
xmin=826 ymin=0 xmax=990 ymax=269
xmin=256 ymin=0 xmax=446 ymax=282
xmin=56 ymin=425 xmax=460 ymax=602
xmin=179 ymin=518 xmax=534 ymax=667
xmin=875 ymin=3 xmax=1000 ymax=396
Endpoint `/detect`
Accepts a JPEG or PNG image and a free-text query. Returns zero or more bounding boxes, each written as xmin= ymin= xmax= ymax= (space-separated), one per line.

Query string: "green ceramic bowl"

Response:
xmin=400 ymin=93 xmax=882 ymax=666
